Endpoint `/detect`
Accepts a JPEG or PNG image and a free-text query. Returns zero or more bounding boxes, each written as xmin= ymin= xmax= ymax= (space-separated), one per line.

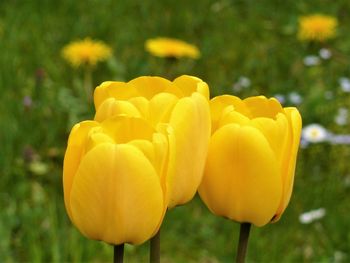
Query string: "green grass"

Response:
xmin=1 ymin=0 xmax=350 ymax=262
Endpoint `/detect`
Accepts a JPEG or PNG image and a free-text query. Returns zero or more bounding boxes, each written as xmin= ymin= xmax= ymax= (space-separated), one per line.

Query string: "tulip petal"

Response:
xmin=210 ymin=95 xmax=250 ymax=131
xmin=244 ymin=96 xmax=283 ymax=118
xmin=100 ymin=116 xmax=155 ymax=144
xmin=173 ymin=75 xmax=210 ymax=99
xmin=94 ymin=81 xmax=138 ymax=110
xmin=273 ymin=107 xmax=302 ymax=221
xmin=149 ymin=93 xmax=178 ymax=126
xmin=219 ymin=110 xmax=251 ymax=128
xmin=129 ymin=76 xmax=183 ymax=99
xmin=250 ymin=114 xmax=289 ymax=163
xmin=166 ymin=93 xmax=211 ymax=207
xmin=128 ymin=97 xmax=150 ymax=120
xmin=94 ymin=98 xmax=142 ymax=122
xmin=70 ymin=143 xmax=164 ymax=245
xmin=199 ymin=124 xmax=282 ymax=226
xmin=63 ymin=121 xmax=99 ymax=220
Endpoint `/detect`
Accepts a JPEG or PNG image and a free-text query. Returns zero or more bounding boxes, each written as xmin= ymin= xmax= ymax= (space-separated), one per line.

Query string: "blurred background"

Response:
xmin=1 ymin=0 xmax=350 ymax=262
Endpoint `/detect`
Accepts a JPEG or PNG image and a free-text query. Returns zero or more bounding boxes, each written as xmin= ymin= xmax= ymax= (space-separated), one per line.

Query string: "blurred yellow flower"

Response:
xmin=62 ymin=38 xmax=112 ymax=67
xmin=145 ymin=37 xmax=200 ymax=59
xmin=298 ymin=14 xmax=337 ymax=42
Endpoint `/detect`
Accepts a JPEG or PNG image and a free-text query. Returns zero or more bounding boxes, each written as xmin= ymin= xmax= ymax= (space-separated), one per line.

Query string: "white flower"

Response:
xmin=338 ymin=107 xmax=348 ymax=116
xmin=232 ymin=76 xmax=251 ymax=92
xmin=334 ymin=107 xmax=348 ymax=126
xmin=339 ymin=77 xmax=350 ymax=92
xmin=319 ymin=48 xmax=332 ymax=59
xmin=288 ymin=91 xmax=303 ymax=105
xmin=274 ymin=94 xmax=286 ymax=104
xmin=302 ymin=124 xmax=329 ymax=143
xmin=299 ymin=208 xmax=326 ymax=224
xmin=238 ymin=76 xmax=251 ymax=88
xmin=303 ymin=55 xmax=320 ymax=66
xmin=329 ymin=135 xmax=350 ymax=145
xmin=335 ymin=115 xmax=347 ymax=126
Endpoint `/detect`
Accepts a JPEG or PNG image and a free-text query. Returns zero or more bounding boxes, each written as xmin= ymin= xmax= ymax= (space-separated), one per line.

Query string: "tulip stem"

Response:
xmin=235 ymin=223 xmax=251 ymax=263
xmin=150 ymin=229 xmax=160 ymax=263
xmin=113 ymin=244 xmax=124 ymax=263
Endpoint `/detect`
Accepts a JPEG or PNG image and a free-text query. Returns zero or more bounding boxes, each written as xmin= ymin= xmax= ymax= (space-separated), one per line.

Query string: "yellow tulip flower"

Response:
xmin=63 ymin=116 xmax=169 ymax=245
xmin=93 ymin=75 xmax=211 ymax=208
xmin=198 ymin=95 xmax=302 ymax=227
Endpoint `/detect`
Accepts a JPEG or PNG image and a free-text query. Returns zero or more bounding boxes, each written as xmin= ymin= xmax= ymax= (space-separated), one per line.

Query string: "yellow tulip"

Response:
xmin=63 ymin=116 xmax=169 ymax=245
xmin=93 ymin=75 xmax=211 ymax=208
xmin=198 ymin=95 xmax=302 ymax=227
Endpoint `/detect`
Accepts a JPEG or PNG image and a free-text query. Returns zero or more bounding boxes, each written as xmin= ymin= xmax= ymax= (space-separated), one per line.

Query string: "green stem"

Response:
xmin=150 ymin=229 xmax=160 ymax=263
xmin=83 ymin=65 xmax=93 ymax=102
xmin=113 ymin=244 xmax=124 ymax=263
xmin=235 ymin=223 xmax=251 ymax=263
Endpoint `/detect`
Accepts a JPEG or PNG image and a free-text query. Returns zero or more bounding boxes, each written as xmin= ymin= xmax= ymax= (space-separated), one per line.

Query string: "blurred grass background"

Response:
xmin=1 ymin=0 xmax=350 ymax=262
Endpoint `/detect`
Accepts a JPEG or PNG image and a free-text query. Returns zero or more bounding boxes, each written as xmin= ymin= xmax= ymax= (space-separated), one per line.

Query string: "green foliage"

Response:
xmin=1 ymin=0 xmax=350 ymax=262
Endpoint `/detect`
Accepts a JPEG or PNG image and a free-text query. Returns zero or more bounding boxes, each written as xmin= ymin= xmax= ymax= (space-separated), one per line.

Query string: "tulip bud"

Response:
xmin=199 ymin=95 xmax=302 ymax=226
xmin=63 ymin=116 xmax=168 ymax=245
xmin=93 ymin=75 xmax=211 ymax=208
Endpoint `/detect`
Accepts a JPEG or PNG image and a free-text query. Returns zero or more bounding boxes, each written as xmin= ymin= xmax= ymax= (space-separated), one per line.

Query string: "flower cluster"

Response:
xmin=63 ymin=75 xmax=211 ymax=244
xmin=63 ymin=77 xmax=302 ymax=246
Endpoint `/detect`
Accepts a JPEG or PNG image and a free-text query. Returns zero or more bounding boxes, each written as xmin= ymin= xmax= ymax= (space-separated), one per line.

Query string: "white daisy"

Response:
xmin=288 ymin=91 xmax=303 ymax=105
xmin=303 ymin=55 xmax=320 ymax=66
xmin=339 ymin=77 xmax=350 ymax=92
xmin=299 ymin=208 xmax=326 ymax=224
xmin=302 ymin=124 xmax=329 ymax=143
xmin=319 ymin=48 xmax=332 ymax=59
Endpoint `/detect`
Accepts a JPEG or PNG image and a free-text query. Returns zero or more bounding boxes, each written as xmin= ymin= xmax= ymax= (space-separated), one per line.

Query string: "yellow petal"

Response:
xmin=63 ymin=121 xmax=99 ymax=221
xmin=166 ymin=93 xmax=211 ymax=207
xmin=273 ymin=107 xmax=302 ymax=221
xmin=127 ymin=133 xmax=170 ymax=234
xmin=219 ymin=109 xmax=251 ymax=128
xmin=243 ymin=96 xmax=283 ymax=119
xmin=199 ymin=124 xmax=282 ymax=226
xmin=94 ymin=81 xmax=138 ymax=110
xmin=149 ymin=93 xmax=178 ymax=126
xmin=249 ymin=113 xmax=289 ymax=163
xmin=128 ymin=97 xmax=150 ymax=120
xmin=128 ymin=76 xmax=183 ymax=99
xmin=70 ymin=143 xmax=164 ymax=245
xmin=210 ymin=95 xmax=250 ymax=132
xmin=127 ymin=134 xmax=168 ymax=180
xmin=94 ymin=98 xmax=141 ymax=122
xmin=173 ymin=75 xmax=210 ymax=100
xmin=100 ymin=116 xmax=155 ymax=144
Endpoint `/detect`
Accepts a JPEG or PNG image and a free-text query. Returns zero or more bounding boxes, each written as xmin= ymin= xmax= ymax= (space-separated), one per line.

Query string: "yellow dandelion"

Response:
xmin=145 ymin=37 xmax=200 ymax=59
xmin=62 ymin=38 xmax=112 ymax=67
xmin=298 ymin=14 xmax=338 ymax=42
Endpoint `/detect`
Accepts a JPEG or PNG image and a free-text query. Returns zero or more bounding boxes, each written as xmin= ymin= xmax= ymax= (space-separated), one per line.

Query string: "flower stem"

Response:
xmin=150 ymin=229 xmax=160 ymax=263
xmin=83 ymin=64 xmax=93 ymax=102
xmin=235 ymin=223 xmax=251 ymax=263
xmin=113 ymin=244 xmax=124 ymax=263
